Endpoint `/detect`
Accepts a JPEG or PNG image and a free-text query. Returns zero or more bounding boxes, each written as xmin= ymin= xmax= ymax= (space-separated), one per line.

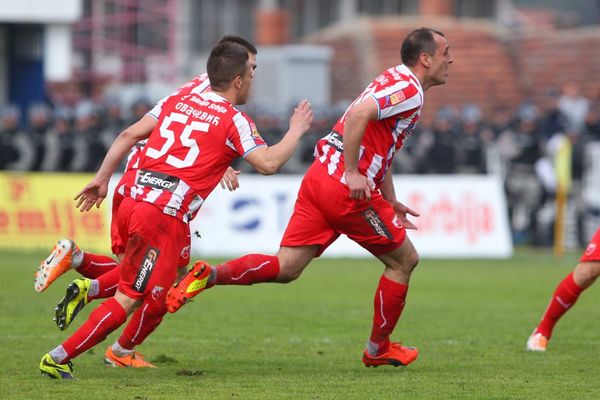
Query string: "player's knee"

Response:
xmin=276 ymin=267 xmax=302 ymax=283
xmin=408 ymin=251 xmax=420 ymax=271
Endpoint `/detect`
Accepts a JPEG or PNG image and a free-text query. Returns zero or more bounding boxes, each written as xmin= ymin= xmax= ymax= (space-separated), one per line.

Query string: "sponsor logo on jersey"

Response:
xmin=133 ymin=247 xmax=160 ymax=293
xmin=326 ymin=131 xmax=344 ymax=152
xmin=389 ymin=91 xmax=405 ymax=105
xmin=137 ymin=170 xmax=180 ymax=192
xmin=250 ymin=122 xmax=261 ymax=138
xmin=362 ymin=207 xmax=392 ymax=239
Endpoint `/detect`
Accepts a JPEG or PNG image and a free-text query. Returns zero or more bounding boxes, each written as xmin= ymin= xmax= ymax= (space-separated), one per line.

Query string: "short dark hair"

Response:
xmin=218 ymin=35 xmax=257 ymax=55
xmin=207 ymin=41 xmax=250 ymax=91
xmin=401 ymin=28 xmax=445 ymax=67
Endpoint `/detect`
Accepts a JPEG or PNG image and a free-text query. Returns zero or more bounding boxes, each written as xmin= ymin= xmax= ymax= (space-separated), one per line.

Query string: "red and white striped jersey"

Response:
xmin=124 ymin=73 xmax=212 ymax=175
xmin=131 ymin=91 xmax=266 ymax=222
xmin=314 ymin=64 xmax=423 ymax=189
xmin=148 ymin=73 xmax=211 ymax=120
xmin=116 ymin=73 xmax=213 ymax=199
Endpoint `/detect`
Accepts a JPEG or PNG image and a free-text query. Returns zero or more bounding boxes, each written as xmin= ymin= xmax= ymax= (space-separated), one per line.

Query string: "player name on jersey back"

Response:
xmin=174 ymin=95 xmax=228 ymax=125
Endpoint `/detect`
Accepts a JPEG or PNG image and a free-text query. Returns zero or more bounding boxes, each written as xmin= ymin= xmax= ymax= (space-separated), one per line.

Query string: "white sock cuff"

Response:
xmin=112 ymin=341 xmax=134 ymax=357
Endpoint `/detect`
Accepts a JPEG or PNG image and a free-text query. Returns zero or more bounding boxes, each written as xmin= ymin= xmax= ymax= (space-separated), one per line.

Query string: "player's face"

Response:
xmin=427 ymin=34 xmax=453 ymax=86
xmin=237 ymin=53 xmax=257 ymax=105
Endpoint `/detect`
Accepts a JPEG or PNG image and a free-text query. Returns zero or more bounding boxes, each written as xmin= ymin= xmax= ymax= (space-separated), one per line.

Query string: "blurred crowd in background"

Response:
xmin=1 ymin=80 xmax=599 ymax=247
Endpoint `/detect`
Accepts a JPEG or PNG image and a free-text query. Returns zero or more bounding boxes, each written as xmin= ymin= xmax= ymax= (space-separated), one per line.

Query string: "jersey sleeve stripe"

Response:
xmin=242 ymin=143 xmax=267 ymax=158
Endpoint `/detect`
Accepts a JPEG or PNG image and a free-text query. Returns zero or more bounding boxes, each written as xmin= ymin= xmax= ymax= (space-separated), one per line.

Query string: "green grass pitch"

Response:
xmin=1 ymin=248 xmax=599 ymax=399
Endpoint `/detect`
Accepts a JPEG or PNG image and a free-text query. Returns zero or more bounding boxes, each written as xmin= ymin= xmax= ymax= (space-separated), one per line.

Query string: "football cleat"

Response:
xmin=104 ymin=346 xmax=156 ymax=368
xmin=362 ymin=342 xmax=419 ymax=367
xmin=35 ymin=239 xmax=80 ymax=292
xmin=39 ymin=353 xmax=74 ymax=379
xmin=526 ymin=332 xmax=548 ymax=352
xmin=55 ymin=278 xmax=91 ymax=330
xmin=166 ymin=260 xmax=212 ymax=313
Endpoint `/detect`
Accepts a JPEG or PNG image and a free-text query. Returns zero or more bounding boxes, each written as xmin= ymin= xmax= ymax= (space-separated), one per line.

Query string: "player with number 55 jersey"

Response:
xmin=39 ymin=36 xmax=313 ymax=379
xmin=133 ymin=91 xmax=267 ymax=223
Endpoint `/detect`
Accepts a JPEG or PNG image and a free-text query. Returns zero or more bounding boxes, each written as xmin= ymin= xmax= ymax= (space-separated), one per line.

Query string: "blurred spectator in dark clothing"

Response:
xmin=489 ymin=105 xmax=514 ymax=138
xmin=456 ymin=104 xmax=488 ymax=174
xmin=584 ymin=99 xmax=600 ymax=141
xmin=538 ymin=88 xmax=569 ymax=140
xmin=420 ymin=113 xmax=457 ymax=174
xmin=0 ymin=105 xmax=19 ymax=169
xmin=129 ymin=98 xmax=152 ymax=126
xmin=27 ymin=103 xmax=52 ymax=171
xmin=0 ymin=105 xmax=33 ymax=170
xmin=559 ymin=80 xmax=590 ymax=134
xmin=497 ymin=113 xmax=544 ymax=244
xmin=41 ymin=107 xmax=79 ymax=171
xmin=99 ymin=96 xmax=126 ymax=151
xmin=72 ymin=101 xmax=104 ymax=171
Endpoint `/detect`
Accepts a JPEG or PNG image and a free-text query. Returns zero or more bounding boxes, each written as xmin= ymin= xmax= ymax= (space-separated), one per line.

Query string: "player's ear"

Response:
xmin=420 ymin=52 xmax=432 ymax=68
xmin=233 ymin=75 xmax=242 ymax=89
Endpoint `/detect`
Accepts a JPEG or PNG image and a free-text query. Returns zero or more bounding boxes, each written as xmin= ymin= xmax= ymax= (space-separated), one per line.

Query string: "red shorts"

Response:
xmin=111 ymin=171 xmax=190 ymax=268
xmin=580 ymin=227 xmax=600 ymax=262
xmin=281 ymin=162 xmax=406 ymax=257
xmin=116 ymin=198 xmax=189 ymax=301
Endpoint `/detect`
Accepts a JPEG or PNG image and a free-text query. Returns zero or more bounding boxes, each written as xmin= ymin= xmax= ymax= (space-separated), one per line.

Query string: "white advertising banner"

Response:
xmin=108 ymin=173 xmax=512 ymax=258
xmin=176 ymin=174 xmax=512 ymax=259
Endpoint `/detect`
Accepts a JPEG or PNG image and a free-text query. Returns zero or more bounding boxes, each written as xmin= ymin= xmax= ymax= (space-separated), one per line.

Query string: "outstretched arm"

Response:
xmin=245 ymin=100 xmax=313 ymax=175
xmin=75 ymin=114 xmax=157 ymax=211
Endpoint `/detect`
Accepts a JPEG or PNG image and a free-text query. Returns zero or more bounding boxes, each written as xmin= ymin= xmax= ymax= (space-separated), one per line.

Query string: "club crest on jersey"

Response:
xmin=389 ymin=91 xmax=405 ymax=105
xmin=133 ymin=247 xmax=160 ymax=293
xmin=180 ymin=245 xmax=191 ymax=261
xmin=137 ymin=170 xmax=180 ymax=193
xmin=151 ymin=285 xmax=164 ymax=301
xmin=585 ymin=243 xmax=597 ymax=256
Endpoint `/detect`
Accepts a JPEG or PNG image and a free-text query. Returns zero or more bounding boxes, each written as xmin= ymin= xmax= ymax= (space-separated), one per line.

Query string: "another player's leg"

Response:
xmin=166 ymin=254 xmax=281 ymax=312
xmin=39 ymin=353 xmax=74 ymax=379
xmin=53 ymin=264 xmax=123 ymax=330
xmin=362 ymin=237 xmax=420 ymax=367
xmin=527 ymin=261 xmax=600 ymax=351
xmin=35 ymin=238 xmax=118 ymax=292
xmin=104 ymin=296 xmax=166 ymax=368
xmin=54 ymin=278 xmax=91 ymax=330
xmin=35 ymin=239 xmax=81 ymax=292
xmin=40 ymin=293 xmax=133 ymax=379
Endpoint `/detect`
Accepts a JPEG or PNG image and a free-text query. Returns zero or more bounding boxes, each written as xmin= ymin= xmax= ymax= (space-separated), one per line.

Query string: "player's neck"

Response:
xmin=212 ymin=89 xmax=238 ymax=106
xmin=406 ymin=66 xmax=431 ymax=91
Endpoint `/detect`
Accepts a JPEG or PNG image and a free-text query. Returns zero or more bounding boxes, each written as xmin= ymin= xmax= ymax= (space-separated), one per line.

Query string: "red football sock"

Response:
xmin=215 ymin=254 xmax=280 ymax=285
xmin=61 ymin=297 xmax=127 ymax=362
xmin=88 ymin=266 xmax=122 ymax=300
xmin=536 ymin=272 xmax=583 ymax=338
xmin=76 ymin=252 xmax=118 ymax=279
xmin=369 ymin=275 xmax=409 ymax=355
xmin=117 ymin=298 xmax=167 ymax=350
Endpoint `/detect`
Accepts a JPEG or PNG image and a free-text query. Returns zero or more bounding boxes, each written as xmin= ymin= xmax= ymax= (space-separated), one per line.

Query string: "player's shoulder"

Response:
xmin=375 ymin=64 xmax=420 ymax=90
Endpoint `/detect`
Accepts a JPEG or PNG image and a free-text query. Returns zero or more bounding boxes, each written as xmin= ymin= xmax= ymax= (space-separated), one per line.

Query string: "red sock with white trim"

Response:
xmin=88 ymin=266 xmax=121 ymax=300
xmin=215 ymin=254 xmax=280 ymax=285
xmin=367 ymin=275 xmax=409 ymax=356
xmin=76 ymin=252 xmax=118 ymax=279
xmin=536 ymin=272 xmax=583 ymax=338
xmin=60 ymin=297 xmax=127 ymax=362
xmin=117 ymin=298 xmax=167 ymax=349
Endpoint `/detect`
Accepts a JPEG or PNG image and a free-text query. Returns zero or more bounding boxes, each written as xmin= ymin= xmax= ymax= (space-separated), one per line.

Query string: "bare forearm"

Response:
xmin=255 ymin=129 xmax=303 ymax=175
xmin=96 ymin=114 xmax=156 ymax=181
xmin=380 ymin=169 xmax=397 ymax=202
xmin=343 ymin=117 xmax=367 ymax=172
